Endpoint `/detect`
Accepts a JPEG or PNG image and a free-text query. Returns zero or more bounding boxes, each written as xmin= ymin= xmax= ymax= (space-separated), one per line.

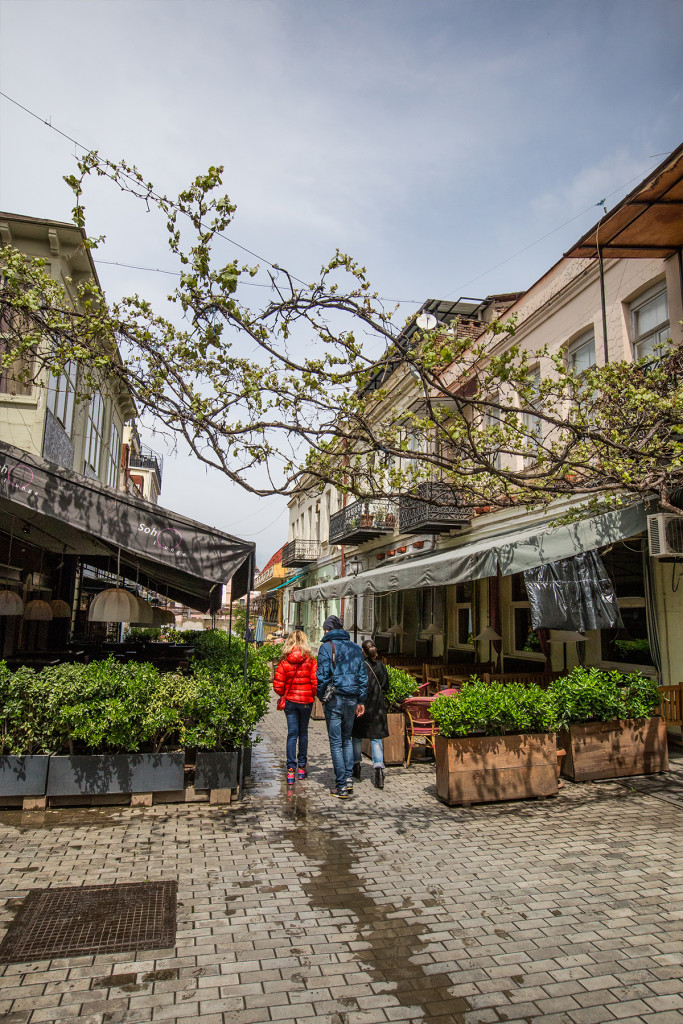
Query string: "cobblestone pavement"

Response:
xmin=1 ymin=702 xmax=683 ymax=1024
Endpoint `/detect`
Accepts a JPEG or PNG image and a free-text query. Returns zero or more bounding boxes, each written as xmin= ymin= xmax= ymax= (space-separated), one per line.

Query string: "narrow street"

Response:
xmin=1 ymin=704 xmax=683 ymax=1024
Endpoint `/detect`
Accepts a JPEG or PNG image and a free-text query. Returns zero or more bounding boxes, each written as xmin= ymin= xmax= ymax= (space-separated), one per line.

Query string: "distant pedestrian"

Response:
xmin=273 ymin=630 xmax=317 ymax=785
xmin=316 ymin=615 xmax=367 ymax=799
xmin=244 ymin=623 xmax=254 ymax=644
xmin=352 ymin=640 xmax=390 ymax=789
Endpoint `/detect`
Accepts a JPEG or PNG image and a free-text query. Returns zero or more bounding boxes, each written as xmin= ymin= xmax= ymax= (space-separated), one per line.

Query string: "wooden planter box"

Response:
xmin=559 ymin=717 xmax=668 ymax=782
xmin=47 ymin=752 xmax=185 ymax=797
xmin=362 ymin=712 xmax=406 ymax=766
xmin=0 ymin=755 xmax=50 ymax=798
xmin=435 ymin=732 xmax=558 ymax=806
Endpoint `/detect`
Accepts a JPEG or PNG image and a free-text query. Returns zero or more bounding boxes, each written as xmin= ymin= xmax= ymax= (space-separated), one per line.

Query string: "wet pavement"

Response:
xmin=0 ymin=702 xmax=683 ymax=1023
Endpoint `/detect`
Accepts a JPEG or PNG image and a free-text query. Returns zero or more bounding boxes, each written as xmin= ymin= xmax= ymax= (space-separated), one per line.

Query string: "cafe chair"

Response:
xmin=403 ymin=697 xmax=439 ymax=768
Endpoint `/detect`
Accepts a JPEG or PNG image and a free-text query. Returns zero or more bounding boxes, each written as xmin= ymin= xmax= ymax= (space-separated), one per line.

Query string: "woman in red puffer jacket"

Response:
xmin=273 ymin=630 xmax=317 ymax=785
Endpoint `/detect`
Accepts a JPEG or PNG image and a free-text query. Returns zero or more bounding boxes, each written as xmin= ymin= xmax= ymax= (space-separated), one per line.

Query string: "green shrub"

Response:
xmin=0 ymin=649 xmax=272 ymax=756
xmin=123 ymin=626 xmax=162 ymax=641
xmin=431 ymin=678 xmax=558 ymax=738
xmin=385 ymin=667 xmax=419 ymax=712
xmin=548 ymin=666 xmax=661 ymax=726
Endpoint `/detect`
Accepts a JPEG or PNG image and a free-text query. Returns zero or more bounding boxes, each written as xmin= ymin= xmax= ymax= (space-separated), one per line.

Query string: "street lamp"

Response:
xmin=346 ymin=554 xmax=363 ymax=644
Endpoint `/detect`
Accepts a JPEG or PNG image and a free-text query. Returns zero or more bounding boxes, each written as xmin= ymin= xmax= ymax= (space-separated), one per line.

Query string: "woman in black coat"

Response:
xmin=352 ymin=640 xmax=390 ymax=788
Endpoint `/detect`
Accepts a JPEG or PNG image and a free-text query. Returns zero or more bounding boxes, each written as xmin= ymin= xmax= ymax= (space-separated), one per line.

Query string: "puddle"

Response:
xmin=287 ymin=823 xmax=473 ymax=1022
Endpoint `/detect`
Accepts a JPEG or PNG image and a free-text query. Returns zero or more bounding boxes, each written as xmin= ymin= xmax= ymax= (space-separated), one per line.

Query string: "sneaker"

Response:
xmin=286 ymin=770 xmax=295 ymax=785
xmin=346 ymin=780 xmax=354 ymax=794
xmin=330 ymin=786 xmax=349 ymax=799
xmin=297 ymin=766 xmax=307 ymax=780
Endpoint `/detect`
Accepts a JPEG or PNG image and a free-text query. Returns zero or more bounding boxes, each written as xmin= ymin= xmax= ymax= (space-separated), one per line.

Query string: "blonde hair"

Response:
xmin=281 ymin=629 xmax=312 ymax=659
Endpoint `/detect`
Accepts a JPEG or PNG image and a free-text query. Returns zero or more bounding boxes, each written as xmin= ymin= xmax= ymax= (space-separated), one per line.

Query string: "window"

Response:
xmin=104 ymin=422 xmax=121 ymax=488
xmin=509 ymin=573 xmax=541 ymax=655
xmin=46 ymin=360 xmax=78 ymax=434
xmin=630 ymin=284 xmax=669 ymax=361
xmin=567 ymin=330 xmax=596 ymax=373
xmin=84 ymin=393 xmax=104 ymax=474
xmin=0 ymin=340 xmax=33 ymax=397
xmin=450 ymin=581 xmax=474 ymax=647
xmin=419 ymin=586 xmax=445 ymax=632
xmin=600 ymin=542 xmax=653 ymax=667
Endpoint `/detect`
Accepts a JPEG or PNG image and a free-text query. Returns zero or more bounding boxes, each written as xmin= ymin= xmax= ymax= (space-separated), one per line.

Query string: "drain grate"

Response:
xmin=0 ymin=880 xmax=176 ymax=964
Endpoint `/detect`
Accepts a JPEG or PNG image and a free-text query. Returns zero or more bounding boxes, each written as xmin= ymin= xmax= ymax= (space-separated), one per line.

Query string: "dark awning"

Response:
xmin=564 ymin=143 xmax=683 ymax=259
xmin=0 ymin=440 xmax=254 ymax=613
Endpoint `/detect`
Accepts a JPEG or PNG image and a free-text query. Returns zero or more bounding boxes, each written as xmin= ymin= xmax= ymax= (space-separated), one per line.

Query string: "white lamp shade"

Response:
xmin=474 ymin=625 xmax=502 ymax=642
xmin=50 ymin=599 xmax=72 ymax=618
xmin=23 ymin=599 xmax=53 ymax=621
xmin=387 ymin=623 xmax=406 ymax=635
xmin=0 ymin=590 xmax=24 ymax=615
xmin=422 ymin=623 xmax=443 ymax=636
xmin=152 ymin=606 xmax=175 ymax=627
xmin=133 ymin=596 xmax=154 ymax=625
xmin=88 ymin=587 xmax=140 ymax=623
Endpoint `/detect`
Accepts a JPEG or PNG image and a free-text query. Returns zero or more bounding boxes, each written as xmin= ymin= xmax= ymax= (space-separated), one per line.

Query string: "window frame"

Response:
xmin=566 ymin=329 xmax=596 ymax=374
xmin=629 ymin=282 xmax=669 ymax=362
xmin=449 ymin=581 xmax=474 ymax=650
xmin=83 ymin=392 xmax=105 ymax=475
xmin=508 ymin=574 xmax=544 ymax=661
xmin=46 ymin=360 xmax=78 ymax=434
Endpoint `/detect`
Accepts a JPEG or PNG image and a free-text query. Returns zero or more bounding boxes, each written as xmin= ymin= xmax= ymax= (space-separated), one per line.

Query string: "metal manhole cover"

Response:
xmin=0 ymin=880 xmax=177 ymax=964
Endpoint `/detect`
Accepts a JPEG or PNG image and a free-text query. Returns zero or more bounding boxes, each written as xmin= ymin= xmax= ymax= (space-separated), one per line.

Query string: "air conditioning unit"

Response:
xmin=647 ymin=513 xmax=683 ymax=558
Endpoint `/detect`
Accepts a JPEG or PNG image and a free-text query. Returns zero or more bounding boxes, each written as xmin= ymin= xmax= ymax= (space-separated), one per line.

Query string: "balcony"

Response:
xmin=398 ymin=482 xmax=473 ymax=534
xmin=129 ymin=444 xmax=163 ymax=486
xmin=254 ymin=563 xmax=287 ymax=590
xmin=329 ymin=499 xmax=397 ymax=546
xmin=282 ymin=539 xmax=320 ymax=568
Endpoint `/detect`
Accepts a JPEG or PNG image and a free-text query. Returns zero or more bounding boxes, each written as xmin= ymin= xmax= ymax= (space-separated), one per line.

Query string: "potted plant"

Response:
xmin=430 ymin=679 xmax=559 ymax=806
xmin=549 ymin=667 xmax=667 ymax=781
xmin=0 ymin=664 xmax=52 ymax=803
xmin=361 ymin=667 xmax=418 ymax=765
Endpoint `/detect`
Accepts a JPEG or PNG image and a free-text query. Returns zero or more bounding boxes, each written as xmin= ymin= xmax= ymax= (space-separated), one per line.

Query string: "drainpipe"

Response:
xmin=598 ymin=245 xmax=609 ymax=366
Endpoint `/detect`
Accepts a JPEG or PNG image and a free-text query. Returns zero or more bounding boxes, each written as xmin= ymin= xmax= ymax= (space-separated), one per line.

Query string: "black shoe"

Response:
xmin=374 ymin=767 xmax=385 ymax=789
xmin=352 ymin=762 xmax=362 ymax=780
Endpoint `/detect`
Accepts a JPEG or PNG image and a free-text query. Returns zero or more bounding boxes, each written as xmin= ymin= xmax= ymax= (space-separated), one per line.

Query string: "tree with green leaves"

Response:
xmin=1 ymin=151 xmax=682 ymax=521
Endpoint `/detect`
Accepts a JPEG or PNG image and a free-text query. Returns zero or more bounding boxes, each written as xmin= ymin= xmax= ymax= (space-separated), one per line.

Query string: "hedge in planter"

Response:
xmin=430 ymin=679 xmax=559 ymax=806
xmin=0 ymin=652 xmax=270 ymax=799
xmin=548 ymin=667 xmax=667 ymax=781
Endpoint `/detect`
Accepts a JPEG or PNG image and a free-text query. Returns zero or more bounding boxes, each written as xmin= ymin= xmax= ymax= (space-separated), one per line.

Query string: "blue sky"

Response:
xmin=0 ymin=0 xmax=681 ymax=567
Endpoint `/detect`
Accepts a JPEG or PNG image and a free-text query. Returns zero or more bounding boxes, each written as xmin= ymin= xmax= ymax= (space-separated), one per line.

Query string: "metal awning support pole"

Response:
xmin=239 ymin=550 xmax=254 ymax=801
xmin=598 ymin=246 xmax=609 ymax=366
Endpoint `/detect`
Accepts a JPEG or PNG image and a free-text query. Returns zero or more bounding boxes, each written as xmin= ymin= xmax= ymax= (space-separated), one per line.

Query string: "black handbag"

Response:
xmin=320 ymin=641 xmax=337 ymax=704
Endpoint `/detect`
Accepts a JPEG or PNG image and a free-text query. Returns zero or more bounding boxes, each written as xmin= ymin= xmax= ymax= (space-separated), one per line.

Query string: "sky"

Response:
xmin=0 ymin=0 xmax=682 ymax=568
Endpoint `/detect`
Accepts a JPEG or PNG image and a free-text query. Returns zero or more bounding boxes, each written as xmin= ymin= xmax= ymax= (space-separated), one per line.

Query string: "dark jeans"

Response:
xmin=284 ymin=700 xmax=312 ymax=771
xmin=324 ymin=694 xmax=357 ymax=790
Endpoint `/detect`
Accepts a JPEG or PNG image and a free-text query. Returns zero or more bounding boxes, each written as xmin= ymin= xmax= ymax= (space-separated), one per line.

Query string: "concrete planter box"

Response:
xmin=435 ymin=732 xmax=558 ymax=806
xmin=195 ymin=751 xmax=239 ymax=790
xmin=362 ymin=713 xmax=406 ymax=766
xmin=47 ymin=752 xmax=185 ymax=796
xmin=559 ymin=717 xmax=668 ymax=782
xmin=0 ymin=755 xmax=50 ymax=797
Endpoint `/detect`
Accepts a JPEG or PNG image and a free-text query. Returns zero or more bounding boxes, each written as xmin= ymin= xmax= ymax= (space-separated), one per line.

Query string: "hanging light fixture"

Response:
xmin=24 ymin=545 xmax=52 ymax=621
xmin=24 ymin=599 xmax=53 ymax=621
xmin=49 ymin=599 xmax=71 ymax=618
xmin=133 ymin=595 xmax=153 ymax=624
xmin=0 ymin=517 xmax=24 ymax=616
xmin=88 ymin=586 xmax=139 ymax=622
xmin=89 ymin=548 xmax=139 ymax=622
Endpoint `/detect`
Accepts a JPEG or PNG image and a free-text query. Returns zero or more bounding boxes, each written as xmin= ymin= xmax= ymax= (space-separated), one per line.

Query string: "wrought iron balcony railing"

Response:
xmin=129 ymin=444 xmax=163 ymax=485
xmin=329 ymin=498 xmax=397 ymax=546
xmin=254 ymin=563 xmax=287 ymax=589
xmin=398 ymin=482 xmax=473 ymax=534
xmin=282 ymin=539 xmax=320 ymax=568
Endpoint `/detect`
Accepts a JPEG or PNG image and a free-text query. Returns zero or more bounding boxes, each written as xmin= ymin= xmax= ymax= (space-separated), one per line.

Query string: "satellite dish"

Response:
xmin=416 ymin=313 xmax=437 ymax=330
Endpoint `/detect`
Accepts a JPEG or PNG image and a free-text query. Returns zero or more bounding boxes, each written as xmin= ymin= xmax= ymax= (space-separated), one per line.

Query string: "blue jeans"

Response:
xmin=324 ymin=694 xmax=357 ymax=790
xmin=284 ymin=700 xmax=312 ymax=771
xmin=353 ymin=736 xmax=384 ymax=768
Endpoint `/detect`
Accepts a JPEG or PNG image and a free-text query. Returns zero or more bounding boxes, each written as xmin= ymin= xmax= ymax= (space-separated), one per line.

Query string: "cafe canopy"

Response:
xmin=0 ymin=440 xmax=254 ymax=613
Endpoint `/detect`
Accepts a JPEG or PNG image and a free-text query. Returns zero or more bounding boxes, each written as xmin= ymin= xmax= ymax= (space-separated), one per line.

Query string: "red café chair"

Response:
xmin=403 ymin=696 xmax=439 ymax=767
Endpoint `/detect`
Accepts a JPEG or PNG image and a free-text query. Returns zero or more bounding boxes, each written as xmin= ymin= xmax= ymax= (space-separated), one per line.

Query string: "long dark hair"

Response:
xmin=362 ymin=639 xmax=379 ymax=663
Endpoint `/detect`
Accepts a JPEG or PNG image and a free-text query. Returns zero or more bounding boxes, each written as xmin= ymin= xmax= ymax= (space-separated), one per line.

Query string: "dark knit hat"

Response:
xmin=323 ymin=615 xmax=344 ymax=632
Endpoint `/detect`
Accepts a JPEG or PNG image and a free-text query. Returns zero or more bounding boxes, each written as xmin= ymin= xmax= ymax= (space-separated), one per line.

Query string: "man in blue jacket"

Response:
xmin=317 ymin=614 xmax=368 ymax=799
